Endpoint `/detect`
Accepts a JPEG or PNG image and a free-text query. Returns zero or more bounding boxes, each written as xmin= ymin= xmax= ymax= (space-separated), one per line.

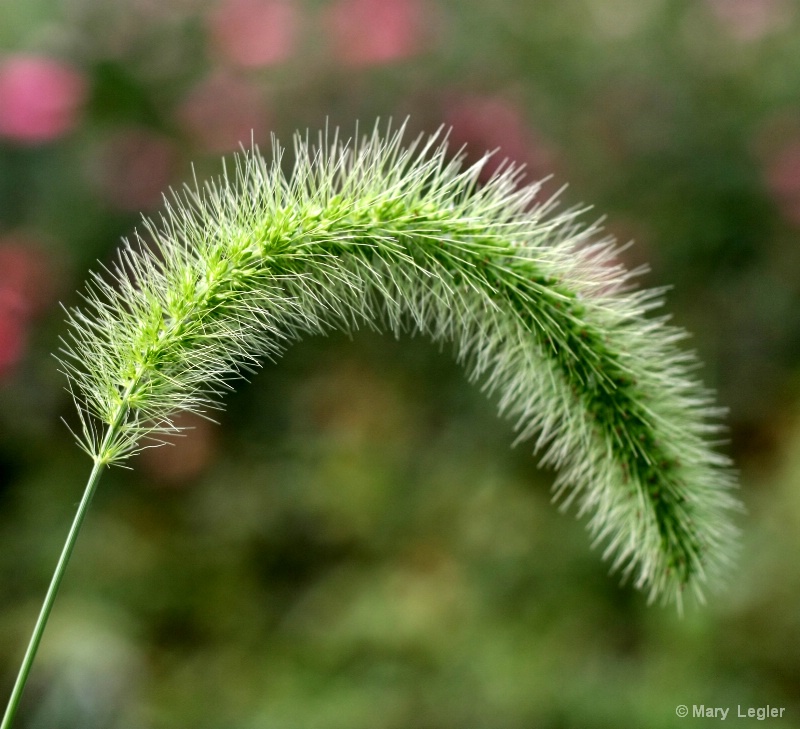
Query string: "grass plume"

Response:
xmin=63 ymin=121 xmax=740 ymax=602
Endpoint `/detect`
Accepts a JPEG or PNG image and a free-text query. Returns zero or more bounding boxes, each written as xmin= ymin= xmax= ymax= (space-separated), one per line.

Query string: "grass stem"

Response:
xmin=1 ymin=432 xmax=113 ymax=729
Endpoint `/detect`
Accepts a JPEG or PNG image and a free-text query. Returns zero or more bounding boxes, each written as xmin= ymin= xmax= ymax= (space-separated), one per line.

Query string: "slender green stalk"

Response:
xmin=1 ymin=436 xmax=113 ymax=729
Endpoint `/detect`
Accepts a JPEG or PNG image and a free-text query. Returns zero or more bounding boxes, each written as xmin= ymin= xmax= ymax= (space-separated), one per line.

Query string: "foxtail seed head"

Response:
xmin=59 ymin=122 xmax=740 ymax=607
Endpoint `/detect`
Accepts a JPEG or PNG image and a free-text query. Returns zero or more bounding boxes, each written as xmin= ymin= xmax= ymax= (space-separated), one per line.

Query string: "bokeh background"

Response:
xmin=1 ymin=0 xmax=799 ymax=727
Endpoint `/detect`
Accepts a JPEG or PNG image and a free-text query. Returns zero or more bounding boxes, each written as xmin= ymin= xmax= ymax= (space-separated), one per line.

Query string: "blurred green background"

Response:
xmin=1 ymin=0 xmax=799 ymax=727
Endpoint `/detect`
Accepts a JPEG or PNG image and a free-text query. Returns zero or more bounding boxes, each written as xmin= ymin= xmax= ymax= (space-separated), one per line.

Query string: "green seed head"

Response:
xmin=59 ymin=121 xmax=741 ymax=607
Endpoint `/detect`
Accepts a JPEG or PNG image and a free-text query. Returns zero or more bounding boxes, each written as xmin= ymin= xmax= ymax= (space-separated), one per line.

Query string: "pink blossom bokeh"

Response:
xmin=0 ymin=237 xmax=55 ymax=378
xmin=176 ymin=72 xmax=270 ymax=153
xmin=209 ymin=0 xmax=298 ymax=69
xmin=139 ymin=412 xmax=218 ymax=485
xmin=444 ymin=95 xmax=557 ymax=184
xmin=324 ymin=0 xmax=427 ymax=67
xmin=91 ymin=128 xmax=178 ymax=211
xmin=0 ymin=55 xmax=88 ymax=145
xmin=706 ymin=0 xmax=792 ymax=41
xmin=764 ymin=139 xmax=800 ymax=227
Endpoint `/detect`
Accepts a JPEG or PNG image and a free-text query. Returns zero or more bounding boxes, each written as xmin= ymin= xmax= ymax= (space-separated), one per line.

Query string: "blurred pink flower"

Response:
xmin=176 ymin=72 xmax=269 ymax=153
xmin=0 ymin=315 xmax=25 ymax=378
xmin=0 ymin=237 xmax=55 ymax=378
xmin=139 ymin=412 xmax=218 ymax=485
xmin=209 ymin=0 xmax=298 ymax=68
xmin=444 ymin=95 xmax=557 ymax=184
xmin=91 ymin=128 xmax=178 ymax=211
xmin=706 ymin=0 xmax=792 ymax=42
xmin=0 ymin=55 xmax=87 ymax=144
xmin=324 ymin=0 xmax=427 ymax=66
xmin=765 ymin=140 xmax=800 ymax=226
